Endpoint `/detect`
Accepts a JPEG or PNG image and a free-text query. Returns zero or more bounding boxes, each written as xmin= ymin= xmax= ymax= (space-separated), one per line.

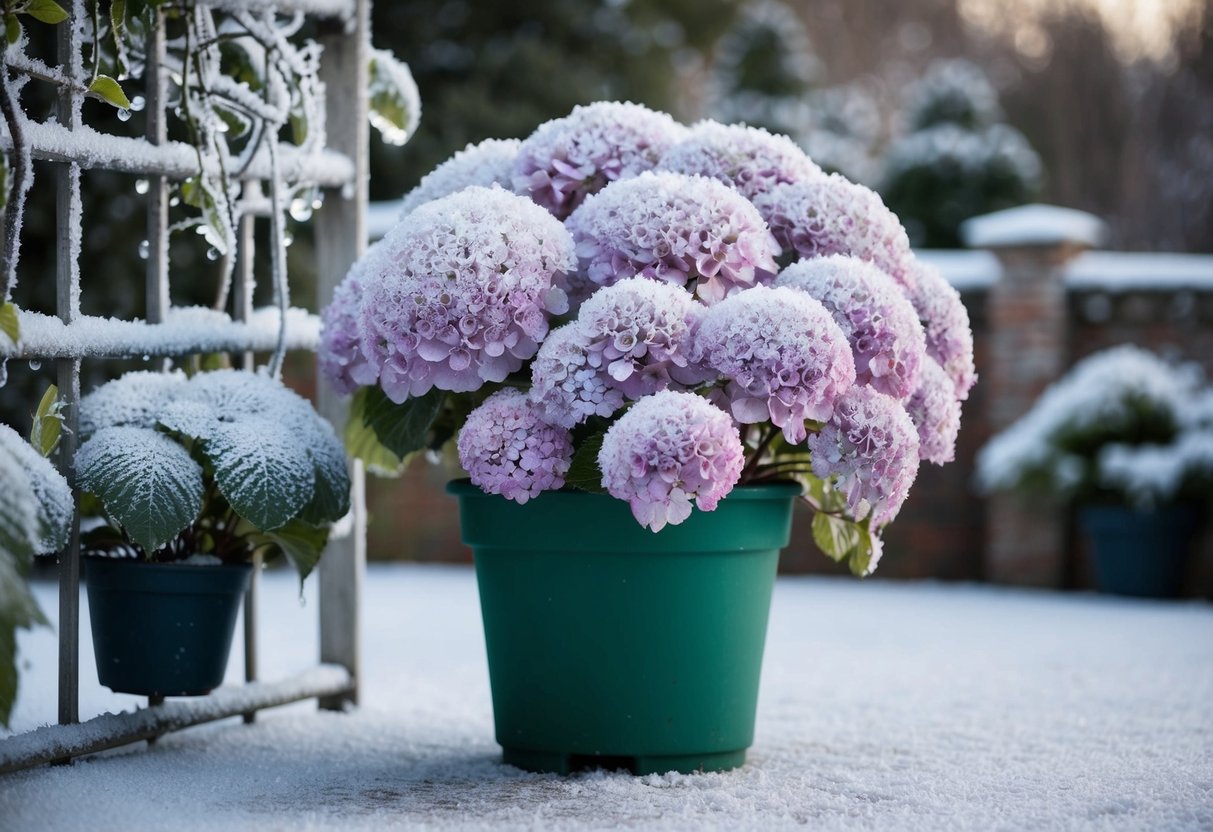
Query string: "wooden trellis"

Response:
xmin=0 ymin=0 xmax=367 ymax=772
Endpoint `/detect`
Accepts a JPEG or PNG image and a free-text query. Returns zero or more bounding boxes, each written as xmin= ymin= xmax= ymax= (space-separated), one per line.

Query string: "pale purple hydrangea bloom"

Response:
xmin=903 ymin=259 xmax=977 ymax=400
xmin=905 ymin=357 xmax=962 ymax=465
xmin=398 ymin=138 xmax=521 ymax=218
xmin=752 ymin=173 xmax=915 ymax=285
xmin=566 ymin=171 xmax=780 ymax=304
xmin=656 ymin=120 xmax=823 ymax=201
xmin=319 ymin=241 xmax=385 ymax=396
xmin=528 ymin=323 xmax=626 ymax=429
xmin=692 ymin=285 xmax=856 ymax=444
xmin=808 ymin=385 xmax=920 ymax=529
xmin=457 ymin=389 xmax=573 ymax=504
xmin=776 ymin=255 xmax=926 ymax=400
xmin=513 ymin=101 xmax=686 ymax=219
xmin=598 ymin=390 xmax=744 ymax=532
xmin=530 ymin=278 xmax=709 ymax=428
xmin=356 ymin=186 xmax=576 ymax=401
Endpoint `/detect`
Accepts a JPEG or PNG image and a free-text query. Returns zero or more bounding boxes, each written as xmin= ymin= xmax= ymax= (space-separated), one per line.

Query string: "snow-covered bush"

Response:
xmin=976 ymin=345 xmax=1213 ymax=509
xmin=880 ymin=59 xmax=1043 ymax=248
xmin=322 ymin=103 xmax=976 ymax=577
xmin=74 ymin=370 xmax=349 ymax=579
xmin=1 ymin=420 xmax=71 ymax=726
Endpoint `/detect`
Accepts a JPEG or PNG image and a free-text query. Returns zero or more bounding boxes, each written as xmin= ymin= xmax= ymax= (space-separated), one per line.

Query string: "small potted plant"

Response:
xmin=321 ymin=103 xmax=976 ymax=774
xmin=976 ymin=345 xmax=1213 ymax=597
xmin=75 ymin=368 xmax=350 ymax=697
xmin=1 ymin=396 xmax=72 ymax=726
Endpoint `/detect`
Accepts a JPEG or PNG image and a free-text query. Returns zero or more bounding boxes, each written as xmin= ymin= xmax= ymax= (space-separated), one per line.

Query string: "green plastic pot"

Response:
xmin=448 ymin=480 xmax=800 ymax=776
xmin=84 ymin=557 xmax=252 ymax=697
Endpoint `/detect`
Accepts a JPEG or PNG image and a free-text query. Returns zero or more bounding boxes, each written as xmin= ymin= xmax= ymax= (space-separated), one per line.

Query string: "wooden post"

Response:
xmin=314 ymin=0 xmax=368 ymax=710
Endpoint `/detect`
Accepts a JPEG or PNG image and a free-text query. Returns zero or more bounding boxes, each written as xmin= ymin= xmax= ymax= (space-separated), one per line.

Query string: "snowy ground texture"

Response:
xmin=2 ymin=564 xmax=1211 ymax=831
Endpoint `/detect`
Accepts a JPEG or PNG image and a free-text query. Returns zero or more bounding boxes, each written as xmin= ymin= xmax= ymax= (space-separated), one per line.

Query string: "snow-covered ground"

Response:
xmin=2 ymin=564 xmax=1211 ymax=831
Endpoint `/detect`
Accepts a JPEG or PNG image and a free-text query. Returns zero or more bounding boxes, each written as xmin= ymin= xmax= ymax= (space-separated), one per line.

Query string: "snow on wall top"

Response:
xmin=960 ymin=203 xmax=1107 ymax=249
xmin=916 ymin=249 xmax=1213 ymax=294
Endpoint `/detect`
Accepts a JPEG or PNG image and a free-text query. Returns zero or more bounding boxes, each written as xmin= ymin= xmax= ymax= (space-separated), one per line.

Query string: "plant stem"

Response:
xmin=0 ymin=36 xmax=28 ymax=303
xmin=739 ymin=426 xmax=780 ymax=483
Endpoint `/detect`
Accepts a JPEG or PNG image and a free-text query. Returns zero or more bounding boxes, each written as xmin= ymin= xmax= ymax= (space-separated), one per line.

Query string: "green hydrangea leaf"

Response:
xmin=565 ymin=432 xmax=607 ymax=494
xmin=30 ymin=384 xmax=61 ymax=458
xmin=254 ymin=519 xmax=328 ymax=583
xmin=88 ymin=75 xmax=132 ymax=110
xmin=358 ymin=385 xmax=445 ymax=462
xmin=0 ymin=302 xmax=18 ymax=345
xmin=24 ymin=0 xmax=67 ymax=25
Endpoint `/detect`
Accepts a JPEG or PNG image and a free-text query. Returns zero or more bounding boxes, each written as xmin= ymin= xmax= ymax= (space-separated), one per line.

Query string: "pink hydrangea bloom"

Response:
xmin=656 ymin=120 xmax=822 ymax=200
xmin=808 ymin=385 xmax=920 ymax=529
xmin=528 ymin=323 xmax=626 ymax=429
xmin=903 ymin=259 xmax=977 ymax=400
xmin=458 ymin=389 xmax=573 ymax=504
xmin=566 ymin=171 xmax=781 ymax=304
xmin=905 ymin=357 xmax=962 ymax=465
xmin=692 ymin=285 xmax=856 ymax=444
xmin=776 ymin=255 xmax=926 ymax=399
xmin=598 ymin=390 xmax=744 ymax=532
xmin=319 ymin=241 xmax=384 ymax=396
xmin=356 ymin=186 xmax=576 ymax=401
xmin=398 ymin=138 xmax=521 ymax=218
xmin=752 ymin=174 xmax=915 ymax=285
xmin=513 ymin=101 xmax=686 ymax=219
xmin=530 ymin=278 xmax=709 ymax=427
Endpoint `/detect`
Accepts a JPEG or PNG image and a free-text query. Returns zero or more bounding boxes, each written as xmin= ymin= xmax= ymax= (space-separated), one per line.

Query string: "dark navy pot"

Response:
xmin=85 ymin=557 xmax=252 ymax=696
xmin=1077 ymin=504 xmax=1197 ymax=598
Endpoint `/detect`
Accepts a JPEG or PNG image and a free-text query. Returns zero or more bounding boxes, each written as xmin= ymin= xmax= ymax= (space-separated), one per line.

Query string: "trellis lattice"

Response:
xmin=0 ymin=0 xmax=368 ymax=772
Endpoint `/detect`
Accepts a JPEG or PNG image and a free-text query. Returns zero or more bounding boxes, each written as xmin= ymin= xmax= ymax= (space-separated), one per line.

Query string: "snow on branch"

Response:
xmin=203 ymin=0 xmax=356 ymax=20
xmin=2 ymin=306 xmax=321 ymax=360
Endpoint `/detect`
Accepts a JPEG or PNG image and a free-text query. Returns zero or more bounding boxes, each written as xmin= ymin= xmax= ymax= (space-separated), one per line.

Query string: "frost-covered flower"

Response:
xmin=398 ymin=138 xmax=520 ymax=218
xmin=528 ymin=323 xmax=625 ymax=429
xmin=530 ymin=279 xmax=708 ymax=427
xmin=656 ymin=120 xmax=822 ymax=200
xmin=752 ymin=173 xmax=915 ymax=284
xmin=513 ymin=101 xmax=686 ymax=219
xmin=693 ymin=285 xmax=855 ymax=444
xmin=903 ymin=259 xmax=977 ymax=400
xmin=905 ymin=357 xmax=962 ymax=465
xmin=457 ymin=389 xmax=573 ymax=504
xmin=319 ymin=241 xmax=385 ymax=396
xmin=776 ymin=255 xmax=925 ymax=399
xmin=808 ymin=385 xmax=920 ymax=528
xmin=598 ymin=390 xmax=744 ymax=532
xmin=356 ymin=186 xmax=576 ymax=401
xmin=566 ymin=171 xmax=780 ymax=304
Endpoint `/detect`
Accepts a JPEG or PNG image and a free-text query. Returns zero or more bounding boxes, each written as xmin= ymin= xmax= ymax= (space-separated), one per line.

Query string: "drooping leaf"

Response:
xmin=205 ymin=416 xmax=313 ymax=532
xmin=344 ymin=397 xmax=407 ymax=476
xmin=0 ymin=302 xmax=18 ymax=345
xmin=254 ymin=519 xmax=328 ymax=583
xmin=810 ymin=511 xmax=865 ymax=564
xmin=803 ymin=471 xmax=848 ymax=514
xmin=359 ymin=385 xmax=446 ymax=461
xmin=2 ymin=422 xmax=71 ymax=555
xmin=299 ymin=424 xmax=351 ymax=526
xmin=5 ymin=14 xmax=20 ymax=45
xmin=30 ymin=384 xmax=61 ymax=458
xmin=88 ymin=75 xmax=132 ymax=110
xmin=367 ymin=48 xmax=421 ymax=146
xmin=76 ymin=426 xmax=204 ymax=555
xmin=565 ymin=432 xmax=607 ymax=494
xmin=24 ymin=0 xmax=68 ymax=25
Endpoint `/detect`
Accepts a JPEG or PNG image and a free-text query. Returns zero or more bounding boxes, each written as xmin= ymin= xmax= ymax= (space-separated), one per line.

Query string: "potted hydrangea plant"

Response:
xmin=977 ymin=345 xmax=1213 ymax=598
xmin=321 ymin=102 xmax=976 ymax=774
xmin=74 ymin=369 xmax=350 ymax=696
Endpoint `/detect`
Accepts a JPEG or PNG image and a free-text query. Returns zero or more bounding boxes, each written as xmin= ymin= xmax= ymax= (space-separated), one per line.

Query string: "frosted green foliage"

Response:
xmin=369 ymin=48 xmax=422 ymax=146
xmin=207 ymin=418 xmax=313 ymax=531
xmin=0 ymin=422 xmax=71 ymax=555
xmin=78 ymin=370 xmax=187 ymax=440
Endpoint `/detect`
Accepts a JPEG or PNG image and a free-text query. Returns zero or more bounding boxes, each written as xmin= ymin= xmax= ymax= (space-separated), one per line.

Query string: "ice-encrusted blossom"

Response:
xmin=356 ymin=186 xmax=576 ymax=401
xmin=528 ymin=323 xmax=625 ymax=429
xmin=530 ymin=278 xmax=707 ymax=427
xmin=513 ymin=101 xmax=686 ymax=220
xmin=457 ymin=390 xmax=573 ymax=504
xmin=752 ymin=173 xmax=915 ymax=283
xmin=598 ymin=391 xmax=744 ymax=532
xmin=319 ymin=241 xmax=384 ymax=396
xmin=808 ymin=385 xmax=920 ymax=529
xmin=904 ymin=259 xmax=977 ymax=400
xmin=398 ymin=139 xmax=521 ymax=218
xmin=566 ymin=172 xmax=780 ymax=304
xmin=905 ymin=357 xmax=962 ymax=465
xmin=693 ymin=285 xmax=855 ymax=444
xmin=656 ymin=120 xmax=823 ymax=201
xmin=776 ymin=255 xmax=925 ymax=399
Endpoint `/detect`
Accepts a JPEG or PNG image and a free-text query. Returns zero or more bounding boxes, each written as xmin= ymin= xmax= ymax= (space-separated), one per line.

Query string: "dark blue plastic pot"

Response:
xmin=1077 ymin=504 xmax=1197 ymax=598
xmin=85 ymin=557 xmax=252 ymax=696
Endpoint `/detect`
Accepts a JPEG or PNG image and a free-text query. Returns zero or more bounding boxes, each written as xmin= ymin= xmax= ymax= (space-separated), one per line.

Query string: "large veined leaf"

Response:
xmin=343 ymin=400 xmax=407 ymax=476
xmin=204 ymin=417 xmax=314 ymax=532
xmin=299 ymin=422 xmax=351 ymax=526
xmin=565 ymin=432 xmax=607 ymax=494
xmin=357 ymin=385 xmax=446 ymax=461
xmin=254 ymin=519 xmax=329 ymax=583
xmin=79 ymin=370 xmax=187 ymax=440
xmin=76 ymin=426 xmax=204 ymax=554
xmin=1 ymin=422 xmax=71 ymax=555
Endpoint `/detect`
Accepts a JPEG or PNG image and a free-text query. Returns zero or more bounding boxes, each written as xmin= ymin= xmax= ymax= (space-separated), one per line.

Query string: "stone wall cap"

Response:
xmin=961 ymin=204 xmax=1107 ymax=250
